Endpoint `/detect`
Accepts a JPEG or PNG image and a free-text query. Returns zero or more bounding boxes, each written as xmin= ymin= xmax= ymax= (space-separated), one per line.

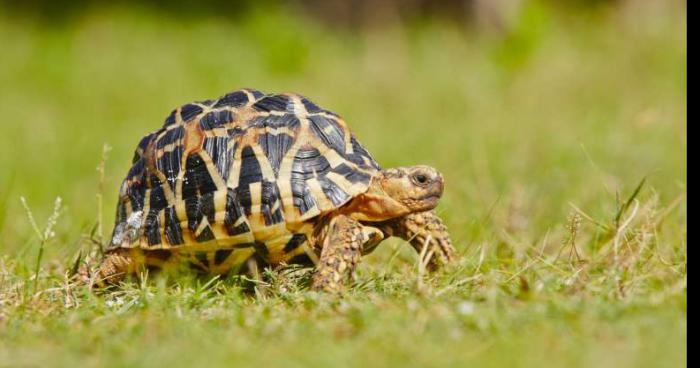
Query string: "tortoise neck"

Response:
xmin=338 ymin=176 xmax=411 ymax=222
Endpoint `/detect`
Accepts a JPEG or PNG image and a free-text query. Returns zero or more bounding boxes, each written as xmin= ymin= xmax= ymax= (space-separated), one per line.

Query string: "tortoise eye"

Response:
xmin=411 ymin=173 xmax=430 ymax=186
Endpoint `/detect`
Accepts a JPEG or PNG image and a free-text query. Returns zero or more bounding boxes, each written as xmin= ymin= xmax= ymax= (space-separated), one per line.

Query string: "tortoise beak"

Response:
xmin=413 ymin=168 xmax=444 ymax=211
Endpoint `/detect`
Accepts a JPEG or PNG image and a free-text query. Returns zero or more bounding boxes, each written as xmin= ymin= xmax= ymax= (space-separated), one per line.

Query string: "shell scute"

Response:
xmin=200 ymin=110 xmax=235 ymax=130
xmin=202 ymin=136 xmax=231 ymax=180
xmin=213 ymin=89 xmax=262 ymax=108
xmin=163 ymin=207 xmax=184 ymax=245
xmin=223 ymin=188 xmax=249 ymax=235
xmin=258 ymin=131 xmax=295 ymax=176
xmin=180 ymin=104 xmax=204 ymax=122
xmin=308 ymin=115 xmax=346 ymax=155
xmin=253 ymin=94 xmax=294 ymax=113
xmin=300 ymin=97 xmax=322 ymax=114
xmin=183 ymin=153 xmax=219 ymax=196
xmin=143 ymin=209 xmax=162 ymax=246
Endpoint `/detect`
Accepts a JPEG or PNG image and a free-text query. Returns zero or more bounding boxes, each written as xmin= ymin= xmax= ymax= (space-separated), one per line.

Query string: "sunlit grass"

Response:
xmin=0 ymin=2 xmax=686 ymax=367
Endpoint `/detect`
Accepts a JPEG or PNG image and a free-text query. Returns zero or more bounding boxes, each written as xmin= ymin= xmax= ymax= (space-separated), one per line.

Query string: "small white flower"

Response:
xmin=106 ymin=297 xmax=125 ymax=308
xmin=456 ymin=301 xmax=475 ymax=315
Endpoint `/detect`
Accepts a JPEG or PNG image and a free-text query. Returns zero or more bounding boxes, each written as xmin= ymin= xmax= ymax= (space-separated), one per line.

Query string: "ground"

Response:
xmin=0 ymin=2 xmax=686 ymax=367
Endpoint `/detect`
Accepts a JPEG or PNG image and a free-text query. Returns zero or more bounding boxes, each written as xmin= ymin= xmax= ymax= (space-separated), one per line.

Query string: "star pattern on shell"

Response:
xmin=110 ymin=89 xmax=380 ymax=270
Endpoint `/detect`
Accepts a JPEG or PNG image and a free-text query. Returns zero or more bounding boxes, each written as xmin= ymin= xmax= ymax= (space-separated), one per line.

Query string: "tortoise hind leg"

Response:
xmin=91 ymin=249 xmax=143 ymax=287
xmin=311 ymin=215 xmax=367 ymax=293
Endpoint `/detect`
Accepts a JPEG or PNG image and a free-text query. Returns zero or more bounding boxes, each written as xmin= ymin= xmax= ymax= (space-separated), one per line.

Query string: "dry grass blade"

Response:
xmin=613 ymin=199 xmax=640 ymax=260
xmin=95 ymin=143 xmax=112 ymax=245
xmin=568 ymin=202 xmax=608 ymax=231
xmin=19 ymin=197 xmax=63 ymax=296
xmin=614 ymin=177 xmax=646 ymax=228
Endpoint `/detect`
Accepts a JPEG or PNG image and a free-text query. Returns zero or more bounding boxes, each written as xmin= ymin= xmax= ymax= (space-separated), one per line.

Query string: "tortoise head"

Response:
xmin=342 ymin=166 xmax=445 ymax=222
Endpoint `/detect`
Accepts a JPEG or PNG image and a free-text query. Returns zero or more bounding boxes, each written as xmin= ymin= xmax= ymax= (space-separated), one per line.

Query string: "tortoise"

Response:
xmin=92 ymin=88 xmax=456 ymax=292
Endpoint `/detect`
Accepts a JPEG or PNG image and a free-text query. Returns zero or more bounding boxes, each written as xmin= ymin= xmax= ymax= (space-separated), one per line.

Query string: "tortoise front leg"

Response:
xmin=386 ymin=211 xmax=456 ymax=271
xmin=312 ymin=215 xmax=368 ymax=293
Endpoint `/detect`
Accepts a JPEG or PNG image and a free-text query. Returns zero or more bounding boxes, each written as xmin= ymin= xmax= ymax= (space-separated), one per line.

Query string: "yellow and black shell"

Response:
xmin=109 ymin=89 xmax=380 ymax=269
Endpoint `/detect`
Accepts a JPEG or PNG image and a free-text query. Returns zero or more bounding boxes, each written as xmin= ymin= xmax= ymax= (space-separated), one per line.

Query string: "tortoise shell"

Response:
xmin=109 ymin=89 xmax=380 ymax=268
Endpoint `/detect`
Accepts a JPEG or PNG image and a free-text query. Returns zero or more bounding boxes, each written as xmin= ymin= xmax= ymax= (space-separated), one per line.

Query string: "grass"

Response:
xmin=0 ymin=2 xmax=686 ymax=367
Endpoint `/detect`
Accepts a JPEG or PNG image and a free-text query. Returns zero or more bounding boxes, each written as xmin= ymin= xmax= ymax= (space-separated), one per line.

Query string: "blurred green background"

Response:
xmin=0 ymin=1 xmax=686 ymax=367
